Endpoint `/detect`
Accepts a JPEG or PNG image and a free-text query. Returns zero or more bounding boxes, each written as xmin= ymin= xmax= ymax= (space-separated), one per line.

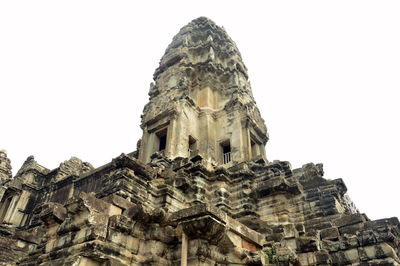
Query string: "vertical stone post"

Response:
xmin=231 ymin=111 xmax=244 ymax=162
xmin=165 ymin=113 xmax=178 ymax=159
xmin=245 ymin=126 xmax=252 ymax=160
xmin=138 ymin=129 xmax=150 ymax=163
xmin=181 ymin=231 xmax=188 ymax=266
xmin=3 ymin=195 xmax=19 ymax=223
xmin=169 ymin=107 xmax=187 ymax=158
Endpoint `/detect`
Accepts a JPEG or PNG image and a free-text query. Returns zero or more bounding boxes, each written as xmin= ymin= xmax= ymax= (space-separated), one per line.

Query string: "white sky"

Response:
xmin=1 ymin=1 xmax=399 ymax=220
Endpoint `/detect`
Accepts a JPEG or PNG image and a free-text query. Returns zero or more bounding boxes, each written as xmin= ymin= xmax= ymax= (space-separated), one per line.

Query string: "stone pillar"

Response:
xmin=181 ymin=231 xmax=188 ymax=266
xmin=138 ymin=130 xmax=150 ymax=162
xmin=231 ymin=112 xmax=245 ymax=162
xmin=198 ymin=110 xmax=216 ymax=169
xmin=245 ymin=126 xmax=252 ymax=160
xmin=166 ymin=115 xmax=177 ymax=159
xmin=3 ymin=194 xmax=19 ymax=223
xmin=260 ymin=142 xmax=267 ymax=162
xmin=168 ymin=106 xmax=188 ymax=159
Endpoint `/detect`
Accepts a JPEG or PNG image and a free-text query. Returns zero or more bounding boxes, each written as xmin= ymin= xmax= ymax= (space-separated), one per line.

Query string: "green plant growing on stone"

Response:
xmin=263 ymin=244 xmax=277 ymax=265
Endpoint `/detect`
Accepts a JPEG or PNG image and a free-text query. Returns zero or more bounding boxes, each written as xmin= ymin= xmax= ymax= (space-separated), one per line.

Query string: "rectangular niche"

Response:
xmin=249 ymin=131 xmax=264 ymax=160
xmin=188 ymin=135 xmax=197 ymax=157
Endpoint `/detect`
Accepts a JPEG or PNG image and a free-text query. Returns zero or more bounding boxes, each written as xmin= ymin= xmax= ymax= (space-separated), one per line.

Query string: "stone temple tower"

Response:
xmin=139 ymin=17 xmax=268 ymax=169
xmin=1 ymin=17 xmax=399 ymax=266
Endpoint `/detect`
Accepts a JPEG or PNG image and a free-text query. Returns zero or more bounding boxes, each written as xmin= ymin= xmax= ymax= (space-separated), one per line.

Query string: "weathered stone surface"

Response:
xmin=320 ymin=227 xmax=340 ymax=240
xmin=0 ymin=150 xmax=12 ymax=182
xmin=1 ymin=17 xmax=399 ymax=266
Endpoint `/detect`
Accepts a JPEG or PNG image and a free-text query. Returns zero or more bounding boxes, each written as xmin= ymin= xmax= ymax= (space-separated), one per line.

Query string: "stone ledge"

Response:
xmin=168 ymin=204 xmax=264 ymax=247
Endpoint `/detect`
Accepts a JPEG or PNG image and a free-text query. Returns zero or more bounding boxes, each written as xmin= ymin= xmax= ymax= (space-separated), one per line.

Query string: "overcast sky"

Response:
xmin=1 ymin=1 xmax=399 ymax=220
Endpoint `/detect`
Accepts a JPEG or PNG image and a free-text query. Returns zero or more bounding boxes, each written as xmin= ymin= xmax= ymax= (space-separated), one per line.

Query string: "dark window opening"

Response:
xmin=220 ymin=140 xmax=231 ymax=164
xmin=159 ymin=135 xmax=167 ymax=151
xmin=156 ymin=128 xmax=168 ymax=152
xmin=222 ymin=144 xmax=231 ymax=154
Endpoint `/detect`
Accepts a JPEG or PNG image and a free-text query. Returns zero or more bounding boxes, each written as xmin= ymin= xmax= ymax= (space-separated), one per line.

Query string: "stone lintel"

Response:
xmin=142 ymin=109 xmax=177 ymax=129
xmin=168 ymin=204 xmax=264 ymax=247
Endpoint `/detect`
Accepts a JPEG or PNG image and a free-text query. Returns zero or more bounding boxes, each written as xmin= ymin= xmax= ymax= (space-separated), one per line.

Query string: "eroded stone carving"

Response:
xmin=55 ymin=156 xmax=93 ymax=182
xmin=0 ymin=150 xmax=12 ymax=182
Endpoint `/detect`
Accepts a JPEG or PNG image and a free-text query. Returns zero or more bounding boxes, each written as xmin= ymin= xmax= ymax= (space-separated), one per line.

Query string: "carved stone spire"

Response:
xmin=15 ymin=155 xmax=49 ymax=178
xmin=139 ymin=17 xmax=268 ymax=168
xmin=0 ymin=150 xmax=12 ymax=182
xmin=153 ymin=16 xmax=249 ymax=90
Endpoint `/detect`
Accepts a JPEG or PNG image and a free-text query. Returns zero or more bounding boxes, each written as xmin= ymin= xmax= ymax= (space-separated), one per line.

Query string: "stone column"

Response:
xmin=3 ymin=194 xmax=19 ymax=223
xmin=169 ymin=105 xmax=188 ymax=159
xmin=166 ymin=115 xmax=178 ymax=159
xmin=231 ymin=111 xmax=245 ymax=162
xmin=198 ymin=110 xmax=216 ymax=169
xmin=245 ymin=126 xmax=252 ymax=160
xmin=138 ymin=129 xmax=150 ymax=163
xmin=181 ymin=231 xmax=188 ymax=266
